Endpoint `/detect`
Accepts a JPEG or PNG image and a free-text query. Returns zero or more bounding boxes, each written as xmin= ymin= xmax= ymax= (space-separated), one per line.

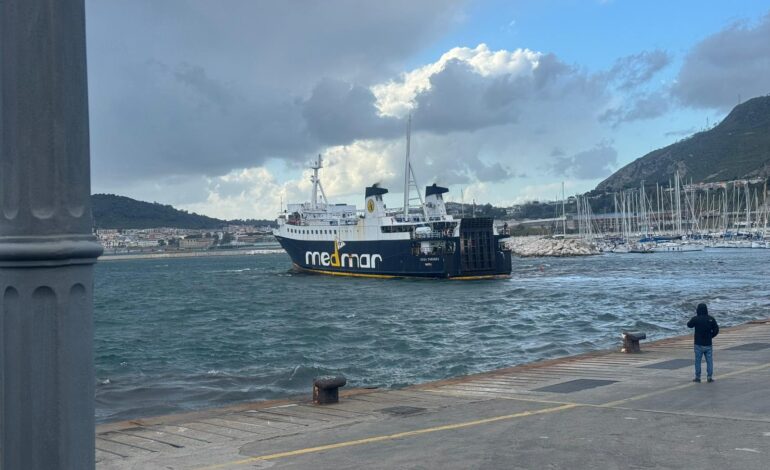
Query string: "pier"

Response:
xmin=96 ymin=319 xmax=770 ymax=469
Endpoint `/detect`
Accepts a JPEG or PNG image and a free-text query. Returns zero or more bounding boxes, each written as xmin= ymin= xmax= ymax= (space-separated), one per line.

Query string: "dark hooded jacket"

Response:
xmin=687 ymin=304 xmax=719 ymax=346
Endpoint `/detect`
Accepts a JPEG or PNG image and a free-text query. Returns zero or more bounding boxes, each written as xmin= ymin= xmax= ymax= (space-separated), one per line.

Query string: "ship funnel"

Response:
xmin=365 ymin=185 xmax=388 ymax=218
xmin=425 ymin=184 xmax=448 ymax=219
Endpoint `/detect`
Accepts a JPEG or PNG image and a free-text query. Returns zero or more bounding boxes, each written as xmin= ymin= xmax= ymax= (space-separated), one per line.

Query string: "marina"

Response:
xmin=567 ymin=172 xmax=770 ymax=253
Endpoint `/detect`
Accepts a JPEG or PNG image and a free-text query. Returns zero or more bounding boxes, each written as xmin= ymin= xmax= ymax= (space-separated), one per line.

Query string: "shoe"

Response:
xmin=692 ymin=378 xmax=701 ymax=383
xmin=707 ymin=377 xmax=714 ymax=383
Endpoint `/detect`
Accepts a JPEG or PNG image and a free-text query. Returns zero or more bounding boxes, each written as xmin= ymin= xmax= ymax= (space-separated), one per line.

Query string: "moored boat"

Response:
xmin=649 ymin=241 xmax=705 ymax=252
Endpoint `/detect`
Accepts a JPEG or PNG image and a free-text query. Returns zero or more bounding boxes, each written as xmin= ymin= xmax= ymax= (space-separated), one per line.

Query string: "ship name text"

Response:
xmin=305 ymin=251 xmax=383 ymax=269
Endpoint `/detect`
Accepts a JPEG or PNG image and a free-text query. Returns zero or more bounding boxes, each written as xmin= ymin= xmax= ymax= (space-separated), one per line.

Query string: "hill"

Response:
xmin=597 ymin=95 xmax=770 ymax=191
xmin=91 ymin=194 xmax=274 ymax=229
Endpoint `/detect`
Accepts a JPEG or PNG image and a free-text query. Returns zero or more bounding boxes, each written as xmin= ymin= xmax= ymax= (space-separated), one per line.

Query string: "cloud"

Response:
xmin=180 ymin=168 xmax=289 ymax=221
xmin=551 ymin=143 xmax=618 ymax=180
xmin=86 ymin=0 xmax=465 ymax=186
xmin=301 ymin=79 xmax=402 ymax=146
xmin=85 ymin=1 xmax=703 ymax=219
xmin=594 ymin=50 xmax=672 ymax=127
xmin=372 ymin=44 xmax=543 ymax=118
xmin=176 ymin=140 xmax=402 ymax=219
xmin=599 ymin=91 xmax=670 ymax=126
xmin=371 ymin=44 xmax=608 ymax=136
xmin=89 ymin=60 xmax=312 ymax=182
xmin=607 ymin=50 xmax=671 ymax=91
xmin=672 ymin=12 xmax=770 ymax=110
xmin=412 ymin=59 xmax=524 ymax=133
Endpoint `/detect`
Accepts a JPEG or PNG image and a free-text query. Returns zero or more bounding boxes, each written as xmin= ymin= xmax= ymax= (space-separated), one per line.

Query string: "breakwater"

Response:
xmin=504 ymin=236 xmax=601 ymax=257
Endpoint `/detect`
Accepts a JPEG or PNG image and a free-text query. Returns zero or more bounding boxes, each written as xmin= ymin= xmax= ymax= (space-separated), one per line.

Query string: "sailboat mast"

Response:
xmin=562 ymin=182 xmax=566 ymax=236
xmin=745 ymin=181 xmax=751 ymax=232
xmin=675 ymin=171 xmax=682 ymax=235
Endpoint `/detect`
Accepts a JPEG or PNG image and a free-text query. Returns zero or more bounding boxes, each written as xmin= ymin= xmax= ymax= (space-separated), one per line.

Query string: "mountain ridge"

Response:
xmin=91 ymin=194 xmax=274 ymax=229
xmin=597 ymin=95 xmax=770 ymax=192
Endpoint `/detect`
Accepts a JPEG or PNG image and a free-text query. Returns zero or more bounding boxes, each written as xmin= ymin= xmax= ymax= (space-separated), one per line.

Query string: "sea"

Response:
xmin=95 ymin=249 xmax=770 ymax=423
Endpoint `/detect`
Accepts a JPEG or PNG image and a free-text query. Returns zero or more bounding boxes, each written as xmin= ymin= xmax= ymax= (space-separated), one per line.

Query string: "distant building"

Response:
xmin=179 ymin=238 xmax=213 ymax=250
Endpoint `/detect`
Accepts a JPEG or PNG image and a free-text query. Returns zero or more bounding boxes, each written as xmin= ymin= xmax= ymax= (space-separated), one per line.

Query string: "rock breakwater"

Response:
xmin=504 ymin=237 xmax=600 ymax=257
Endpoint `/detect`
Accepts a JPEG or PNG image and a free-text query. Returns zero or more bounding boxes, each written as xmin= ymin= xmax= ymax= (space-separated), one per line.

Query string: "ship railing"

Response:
xmin=412 ymin=230 xmax=446 ymax=239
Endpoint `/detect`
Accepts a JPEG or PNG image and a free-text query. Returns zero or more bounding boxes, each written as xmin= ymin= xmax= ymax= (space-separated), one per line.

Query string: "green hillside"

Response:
xmin=91 ymin=194 xmax=274 ymax=229
xmin=597 ymin=95 xmax=770 ymax=191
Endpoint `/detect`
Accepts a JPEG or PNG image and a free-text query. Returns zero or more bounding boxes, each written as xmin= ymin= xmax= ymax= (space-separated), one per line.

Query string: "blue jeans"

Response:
xmin=694 ymin=344 xmax=713 ymax=379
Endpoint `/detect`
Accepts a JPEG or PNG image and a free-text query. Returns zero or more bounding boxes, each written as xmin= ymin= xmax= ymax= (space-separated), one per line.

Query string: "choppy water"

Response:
xmin=95 ymin=250 xmax=770 ymax=423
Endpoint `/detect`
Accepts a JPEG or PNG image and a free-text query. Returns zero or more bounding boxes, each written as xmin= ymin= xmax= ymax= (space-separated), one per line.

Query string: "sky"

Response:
xmin=85 ymin=0 xmax=770 ymax=219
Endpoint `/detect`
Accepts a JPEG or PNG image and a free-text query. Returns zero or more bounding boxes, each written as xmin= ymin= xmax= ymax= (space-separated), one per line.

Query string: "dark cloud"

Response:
xmin=301 ymin=79 xmax=402 ymax=146
xmin=412 ymin=59 xmax=522 ymax=134
xmin=607 ymin=50 xmax=671 ymax=91
xmin=551 ymin=143 xmax=617 ymax=180
xmin=411 ymin=54 xmax=606 ymax=135
xmin=173 ymin=63 xmax=235 ymax=113
xmin=86 ymin=0 xmax=464 ymax=186
xmin=532 ymin=53 xmax=573 ymax=90
xmin=467 ymin=157 xmax=513 ymax=182
xmin=599 ymin=92 xmax=670 ymax=126
xmin=672 ymin=12 xmax=770 ymax=110
xmin=89 ymin=60 xmax=312 ymax=181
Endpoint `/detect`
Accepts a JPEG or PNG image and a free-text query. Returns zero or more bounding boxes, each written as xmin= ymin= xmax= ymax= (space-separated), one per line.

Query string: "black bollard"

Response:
xmin=313 ymin=376 xmax=347 ymax=405
xmin=621 ymin=331 xmax=647 ymax=353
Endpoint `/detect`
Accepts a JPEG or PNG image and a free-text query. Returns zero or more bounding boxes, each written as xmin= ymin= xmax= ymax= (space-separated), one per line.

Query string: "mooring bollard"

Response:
xmin=621 ymin=331 xmax=647 ymax=353
xmin=313 ymin=376 xmax=347 ymax=405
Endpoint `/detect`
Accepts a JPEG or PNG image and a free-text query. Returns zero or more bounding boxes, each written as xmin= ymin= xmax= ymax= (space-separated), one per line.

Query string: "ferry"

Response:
xmin=273 ymin=124 xmax=512 ymax=279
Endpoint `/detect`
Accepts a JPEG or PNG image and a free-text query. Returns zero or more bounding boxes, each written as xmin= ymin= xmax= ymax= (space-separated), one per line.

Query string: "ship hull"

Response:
xmin=275 ymin=236 xmax=512 ymax=279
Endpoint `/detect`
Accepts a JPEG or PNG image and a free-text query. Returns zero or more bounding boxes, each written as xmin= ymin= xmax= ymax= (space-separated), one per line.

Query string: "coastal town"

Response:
xmin=96 ymin=224 xmax=276 ymax=255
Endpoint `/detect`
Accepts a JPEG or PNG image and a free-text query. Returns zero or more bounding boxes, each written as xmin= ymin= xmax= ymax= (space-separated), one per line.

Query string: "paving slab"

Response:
xmin=96 ymin=319 xmax=770 ymax=469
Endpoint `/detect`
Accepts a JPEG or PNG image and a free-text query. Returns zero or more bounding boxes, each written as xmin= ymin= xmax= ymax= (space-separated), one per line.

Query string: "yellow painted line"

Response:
xmin=198 ymin=403 xmax=577 ymax=469
xmin=199 ymin=359 xmax=770 ymax=469
xmin=600 ymin=362 xmax=770 ymax=408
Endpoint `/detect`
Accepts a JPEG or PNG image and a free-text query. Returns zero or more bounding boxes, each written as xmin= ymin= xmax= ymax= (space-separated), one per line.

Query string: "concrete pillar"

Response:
xmin=0 ymin=0 xmax=102 ymax=468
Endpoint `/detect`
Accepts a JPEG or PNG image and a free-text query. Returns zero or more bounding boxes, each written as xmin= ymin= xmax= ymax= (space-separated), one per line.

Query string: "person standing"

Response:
xmin=687 ymin=303 xmax=719 ymax=383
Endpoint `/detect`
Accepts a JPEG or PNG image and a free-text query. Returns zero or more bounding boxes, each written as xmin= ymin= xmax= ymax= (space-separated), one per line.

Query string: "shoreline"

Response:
xmin=99 ymin=247 xmax=284 ymax=261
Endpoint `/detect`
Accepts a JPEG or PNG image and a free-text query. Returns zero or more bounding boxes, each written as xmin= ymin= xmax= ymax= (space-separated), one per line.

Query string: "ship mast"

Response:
xmin=403 ymin=116 xmax=412 ymax=219
xmin=402 ymin=115 xmax=426 ymax=220
xmin=310 ymin=154 xmax=328 ymax=209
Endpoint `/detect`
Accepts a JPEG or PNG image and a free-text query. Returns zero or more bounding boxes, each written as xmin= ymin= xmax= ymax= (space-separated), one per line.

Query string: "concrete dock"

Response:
xmin=96 ymin=319 xmax=770 ymax=469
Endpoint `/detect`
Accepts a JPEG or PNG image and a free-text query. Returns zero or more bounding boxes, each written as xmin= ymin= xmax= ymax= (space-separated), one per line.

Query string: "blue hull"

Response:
xmin=275 ymin=235 xmax=512 ymax=279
